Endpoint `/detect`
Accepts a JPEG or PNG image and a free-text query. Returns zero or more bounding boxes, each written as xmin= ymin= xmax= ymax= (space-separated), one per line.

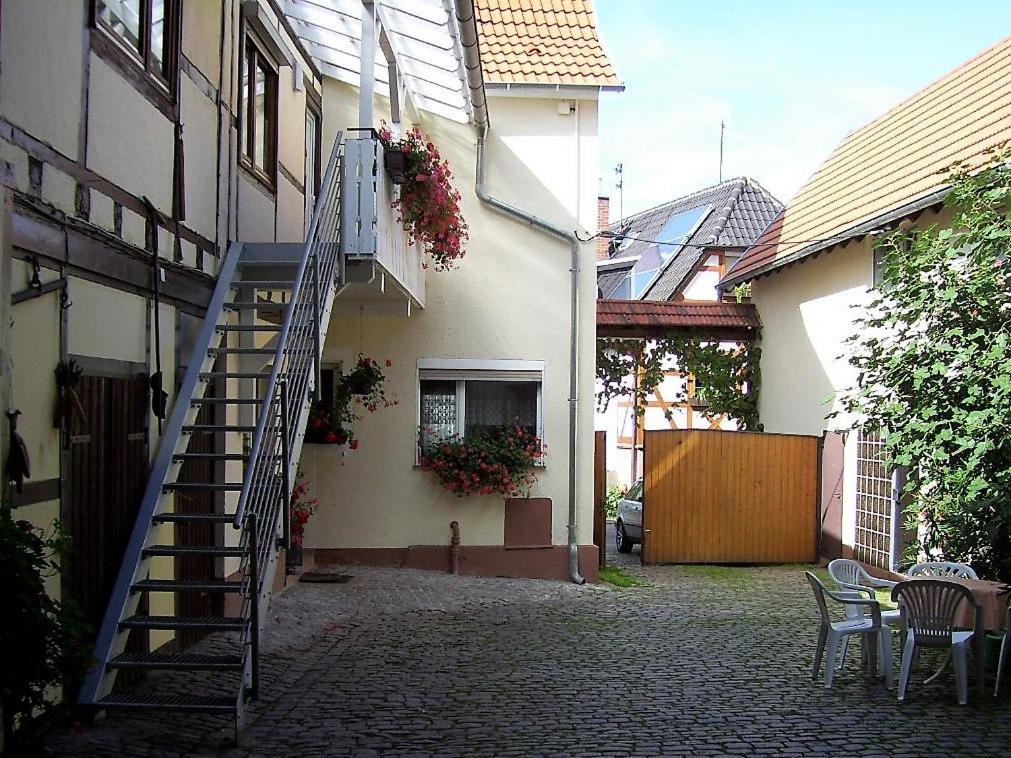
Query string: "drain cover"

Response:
xmin=298 ymin=572 xmax=354 ymax=584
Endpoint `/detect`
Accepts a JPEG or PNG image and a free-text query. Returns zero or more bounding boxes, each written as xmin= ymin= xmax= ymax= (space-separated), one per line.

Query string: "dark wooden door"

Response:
xmin=593 ymin=430 xmax=606 ymax=568
xmin=174 ymin=397 xmax=222 ymax=648
xmin=820 ymin=431 xmax=846 ymax=560
xmin=66 ymin=372 xmax=150 ymax=680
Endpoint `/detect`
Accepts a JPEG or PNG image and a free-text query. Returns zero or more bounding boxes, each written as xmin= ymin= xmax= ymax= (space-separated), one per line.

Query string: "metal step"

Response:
xmin=200 ymin=371 xmax=272 ymax=379
xmin=234 ymin=280 xmax=295 ymax=289
xmin=132 ymin=578 xmax=247 ymax=593
xmin=119 ymin=615 xmax=247 ymax=632
xmin=191 ymin=397 xmax=264 ymax=405
xmin=182 ymin=424 xmax=256 ymax=433
xmin=222 ymin=301 xmax=287 ymax=311
xmin=151 ymin=511 xmax=237 ymax=524
xmin=215 ymin=324 xmax=283 ymax=333
xmin=172 ymin=452 xmax=249 ymax=461
xmin=163 ymin=482 xmax=244 ymax=492
xmin=97 ymin=692 xmax=236 ymax=714
xmin=143 ymin=544 xmax=246 ymax=559
xmin=208 ymin=347 xmax=279 ymax=355
xmin=108 ymin=652 xmax=244 ymax=671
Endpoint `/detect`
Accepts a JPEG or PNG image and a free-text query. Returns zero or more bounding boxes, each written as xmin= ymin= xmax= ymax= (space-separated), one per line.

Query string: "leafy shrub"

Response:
xmin=0 ymin=504 xmax=91 ymax=748
xmin=838 ymin=151 xmax=1011 ymax=581
xmin=604 ymin=484 xmax=626 ymax=520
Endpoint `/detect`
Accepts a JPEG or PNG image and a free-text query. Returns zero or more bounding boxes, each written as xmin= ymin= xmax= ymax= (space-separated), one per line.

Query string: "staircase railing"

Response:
xmin=78 ymin=240 xmax=246 ymax=706
xmin=233 ymin=131 xmax=345 ymax=647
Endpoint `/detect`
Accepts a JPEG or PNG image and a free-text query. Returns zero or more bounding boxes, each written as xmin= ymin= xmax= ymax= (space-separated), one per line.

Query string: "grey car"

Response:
xmin=615 ymin=479 xmax=643 ymax=553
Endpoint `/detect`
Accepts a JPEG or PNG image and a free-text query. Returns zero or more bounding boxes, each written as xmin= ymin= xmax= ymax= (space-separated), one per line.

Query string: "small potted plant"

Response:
xmin=305 ymin=401 xmax=352 ymax=445
xmin=377 ymin=123 xmax=468 ymax=271
xmin=288 ymin=470 xmax=318 ymax=571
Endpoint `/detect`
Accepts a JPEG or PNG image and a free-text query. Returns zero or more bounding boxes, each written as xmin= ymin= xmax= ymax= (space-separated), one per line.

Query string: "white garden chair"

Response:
xmin=892 ymin=579 xmax=984 ymax=705
xmin=827 ymin=559 xmax=902 ymax=667
xmin=995 ymin=605 xmax=1010 ymax=697
xmin=907 ymin=561 xmax=978 ymax=580
xmin=806 ymin=572 xmax=893 ymax=689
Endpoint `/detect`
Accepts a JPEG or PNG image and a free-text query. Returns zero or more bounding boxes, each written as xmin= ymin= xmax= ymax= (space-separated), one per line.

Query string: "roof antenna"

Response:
xmin=719 ymin=120 xmax=725 ymax=183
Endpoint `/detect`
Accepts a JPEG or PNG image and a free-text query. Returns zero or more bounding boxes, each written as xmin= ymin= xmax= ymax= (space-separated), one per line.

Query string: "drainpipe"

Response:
xmin=454 ymin=0 xmax=584 ymax=584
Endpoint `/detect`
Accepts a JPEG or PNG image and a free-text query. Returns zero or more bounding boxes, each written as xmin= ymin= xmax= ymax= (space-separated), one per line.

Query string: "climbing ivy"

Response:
xmin=596 ymin=336 xmax=761 ymax=431
xmin=836 ymin=150 xmax=1011 ymax=581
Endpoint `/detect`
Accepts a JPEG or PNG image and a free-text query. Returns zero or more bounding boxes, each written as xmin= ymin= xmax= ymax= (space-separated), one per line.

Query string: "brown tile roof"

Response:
xmin=597 ymin=299 xmax=761 ymax=340
xmin=474 ymin=0 xmax=621 ymax=87
xmin=722 ymin=35 xmax=1011 ymax=288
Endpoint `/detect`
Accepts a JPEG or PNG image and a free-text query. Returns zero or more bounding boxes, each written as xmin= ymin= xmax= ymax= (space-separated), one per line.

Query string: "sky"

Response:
xmin=594 ymin=1 xmax=1010 ymax=218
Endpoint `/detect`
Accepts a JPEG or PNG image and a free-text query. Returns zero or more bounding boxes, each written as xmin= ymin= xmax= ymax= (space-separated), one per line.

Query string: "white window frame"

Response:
xmin=416 ymin=358 xmax=545 ymax=461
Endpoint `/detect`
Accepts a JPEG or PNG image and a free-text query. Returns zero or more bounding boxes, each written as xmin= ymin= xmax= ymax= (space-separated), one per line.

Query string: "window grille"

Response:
xmin=854 ymin=428 xmax=895 ymax=570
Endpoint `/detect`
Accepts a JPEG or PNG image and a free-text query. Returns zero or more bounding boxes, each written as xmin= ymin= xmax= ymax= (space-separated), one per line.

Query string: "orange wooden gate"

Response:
xmin=642 ymin=429 xmax=819 ymax=564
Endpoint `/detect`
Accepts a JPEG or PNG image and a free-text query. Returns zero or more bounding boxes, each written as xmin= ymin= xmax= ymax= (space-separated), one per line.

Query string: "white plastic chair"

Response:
xmin=892 ymin=579 xmax=984 ymax=704
xmin=827 ymin=559 xmax=902 ymax=666
xmin=806 ymin=572 xmax=893 ymax=689
xmin=995 ymin=605 xmax=1010 ymax=697
xmin=907 ymin=561 xmax=978 ymax=580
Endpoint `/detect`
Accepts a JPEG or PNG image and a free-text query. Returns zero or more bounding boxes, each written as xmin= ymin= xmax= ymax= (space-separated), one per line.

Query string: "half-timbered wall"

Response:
xmin=0 ymin=0 xmax=323 ymax=634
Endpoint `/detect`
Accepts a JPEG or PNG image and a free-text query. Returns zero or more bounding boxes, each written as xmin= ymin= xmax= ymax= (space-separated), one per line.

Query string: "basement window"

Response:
xmin=417 ymin=360 xmax=544 ymax=458
xmin=239 ymin=34 xmax=279 ymax=189
xmin=92 ymin=0 xmax=180 ymax=112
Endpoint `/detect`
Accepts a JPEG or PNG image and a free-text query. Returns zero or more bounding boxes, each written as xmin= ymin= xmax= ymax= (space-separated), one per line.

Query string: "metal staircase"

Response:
xmin=77 ymin=133 xmax=346 ymax=739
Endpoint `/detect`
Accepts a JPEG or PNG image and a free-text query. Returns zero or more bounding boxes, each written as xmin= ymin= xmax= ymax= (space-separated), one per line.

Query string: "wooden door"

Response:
xmin=593 ymin=431 xmax=606 ymax=568
xmin=642 ymin=429 xmax=820 ymax=564
xmin=174 ymin=397 xmax=222 ymax=648
xmin=820 ymin=431 xmax=845 ymax=560
xmin=66 ymin=372 xmax=150 ymax=683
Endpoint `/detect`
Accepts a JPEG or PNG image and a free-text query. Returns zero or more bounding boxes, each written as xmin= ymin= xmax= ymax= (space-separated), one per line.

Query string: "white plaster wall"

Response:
xmin=9 ymin=274 xmax=61 ymax=482
xmin=87 ymin=55 xmax=175 ymax=214
xmin=0 ymin=0 xmax=84 ymax=159
xmin=305 ymin=83 xmax=598 ymax=550
xmin=236 ymin=175 xmax=276 ymax=241
xmin=751 ymin=242 xmax=872 ymax=437
xmin=68 ymin=278 xmax=148 ymax=364
xmin=183 ymin=0 xmax=224 ymax=87
xmin=181 ymin=76 xmax=220 ymax=240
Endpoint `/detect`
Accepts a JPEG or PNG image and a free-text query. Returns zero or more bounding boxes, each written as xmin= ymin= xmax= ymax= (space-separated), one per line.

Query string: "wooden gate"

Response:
xmin=642 ymin=429 xmax=819 ymax=564
xmin=593 ymin=430 xmax=606 ymax=568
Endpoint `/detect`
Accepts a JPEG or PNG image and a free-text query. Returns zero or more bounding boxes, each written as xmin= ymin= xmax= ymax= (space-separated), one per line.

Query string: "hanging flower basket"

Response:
xmin=377 ymin=123 xmax=468 ymax=271
xmin=383 ymin=149 xmax=408 ymax=185
xmin=304 ymin=355 xmax=396 ymax=446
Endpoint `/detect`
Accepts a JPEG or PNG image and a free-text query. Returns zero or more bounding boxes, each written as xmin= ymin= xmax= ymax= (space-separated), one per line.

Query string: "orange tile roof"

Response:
xmin=474 ymin=0 xmax=621 ymax=87
xmin=723 ymin=35 xmax=1011 ymax=287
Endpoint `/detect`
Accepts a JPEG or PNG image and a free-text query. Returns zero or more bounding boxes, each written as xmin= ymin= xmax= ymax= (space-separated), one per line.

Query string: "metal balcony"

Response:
xmin=340 ymin=132 xmax=425 ymax=314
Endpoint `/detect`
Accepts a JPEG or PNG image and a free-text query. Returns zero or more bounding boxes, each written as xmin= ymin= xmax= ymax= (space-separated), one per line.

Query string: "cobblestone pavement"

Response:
xmin=47 ymin=549 xmax=1011 ymax=757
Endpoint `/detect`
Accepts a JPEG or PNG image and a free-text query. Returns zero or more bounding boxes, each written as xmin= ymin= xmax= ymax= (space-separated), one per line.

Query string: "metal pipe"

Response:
xmin=473 ymin=133 xmax=584 ymax=585
xmin=456 ymin=0 xmax=583 ymax=584
xmin=449 ymin=520 xmax=461 ymax=574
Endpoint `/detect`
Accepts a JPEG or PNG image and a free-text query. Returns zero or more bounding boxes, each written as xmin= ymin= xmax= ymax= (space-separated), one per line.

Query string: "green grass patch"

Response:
xmin=598 ymin=565 xmax=648 ymax=588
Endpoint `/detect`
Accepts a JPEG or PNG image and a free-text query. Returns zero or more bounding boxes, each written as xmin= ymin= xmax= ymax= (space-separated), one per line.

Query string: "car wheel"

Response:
xmin=615 ymin=520 xmax=633 ymax=553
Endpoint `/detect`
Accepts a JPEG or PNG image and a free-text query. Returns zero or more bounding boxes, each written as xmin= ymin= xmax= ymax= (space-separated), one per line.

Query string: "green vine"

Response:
xmin=596 ymin=336 xmax=761 ymax=431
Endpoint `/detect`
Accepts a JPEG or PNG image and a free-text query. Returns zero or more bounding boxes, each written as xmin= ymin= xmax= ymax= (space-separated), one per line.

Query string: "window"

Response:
xmin=304 ymin=103 xmax=322 ymax=231
xmin=240 ymin=35 xmax=278 ymax=187
xmin=93 ymin=0 xmax=179 ymax=104
xmin=417 ymin=360 xmax=544 ymax=457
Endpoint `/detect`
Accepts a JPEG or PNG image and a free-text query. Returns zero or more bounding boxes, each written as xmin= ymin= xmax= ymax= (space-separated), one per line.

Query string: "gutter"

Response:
xmin=453 ymin=0 xmax=585 ymax=584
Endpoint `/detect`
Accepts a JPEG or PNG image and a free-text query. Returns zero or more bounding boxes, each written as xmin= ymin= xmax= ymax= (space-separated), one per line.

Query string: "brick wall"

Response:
xmin=597 ymin=195 xmax=610 ymax=261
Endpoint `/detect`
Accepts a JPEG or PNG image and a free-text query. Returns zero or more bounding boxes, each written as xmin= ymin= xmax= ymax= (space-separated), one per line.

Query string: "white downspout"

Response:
xmin=453 ymin=0 xmax=585 ymax=584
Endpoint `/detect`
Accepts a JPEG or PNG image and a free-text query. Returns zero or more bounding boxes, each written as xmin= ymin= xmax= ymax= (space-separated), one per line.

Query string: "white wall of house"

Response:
xmin=750 ymin=206 xmax=950 ymax=558
xmin=302 ymin=84 xmax=598 ymax=555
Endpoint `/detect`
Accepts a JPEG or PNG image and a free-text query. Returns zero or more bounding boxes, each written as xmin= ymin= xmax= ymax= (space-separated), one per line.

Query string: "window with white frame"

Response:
xmin=417 ymin=359 xmax=543 ymax=456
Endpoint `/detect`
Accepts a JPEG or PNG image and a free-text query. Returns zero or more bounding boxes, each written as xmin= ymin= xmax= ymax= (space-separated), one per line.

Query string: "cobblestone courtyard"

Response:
xmin=47 ymin=537 xmax=1011 ymax=756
